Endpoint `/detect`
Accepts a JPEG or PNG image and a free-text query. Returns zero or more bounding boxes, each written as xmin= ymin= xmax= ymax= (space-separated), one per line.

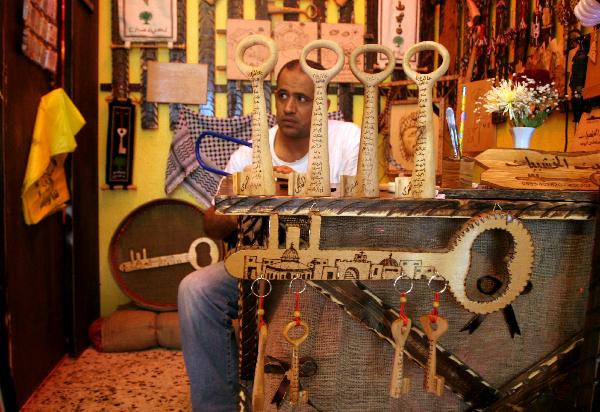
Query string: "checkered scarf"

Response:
xmin=165 ymin=106 xmax=345 ymax=207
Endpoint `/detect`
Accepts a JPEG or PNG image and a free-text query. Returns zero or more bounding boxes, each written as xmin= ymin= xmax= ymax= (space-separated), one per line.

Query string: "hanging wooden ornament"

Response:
xmin=105 ymin=99 xmax=135 ymax=189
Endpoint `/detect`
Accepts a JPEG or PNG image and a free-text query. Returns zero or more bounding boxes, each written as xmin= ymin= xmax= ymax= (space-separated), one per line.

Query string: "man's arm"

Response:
xmin=203 ymin=205 xmax=238 ymax=239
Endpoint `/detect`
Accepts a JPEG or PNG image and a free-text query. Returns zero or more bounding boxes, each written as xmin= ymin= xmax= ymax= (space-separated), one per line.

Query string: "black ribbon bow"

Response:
xmin=264 ymin=355 xmax=320 ymax=410
xmin=460 ymin=276 xmax=533 ymax=338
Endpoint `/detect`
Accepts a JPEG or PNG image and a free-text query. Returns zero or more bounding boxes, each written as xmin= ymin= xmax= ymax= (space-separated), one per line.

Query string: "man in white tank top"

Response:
xmin=179 ymin=59 xmax=361 ymax=411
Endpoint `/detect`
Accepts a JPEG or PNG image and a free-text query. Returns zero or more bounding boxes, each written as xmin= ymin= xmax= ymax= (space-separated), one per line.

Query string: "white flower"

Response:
xmin=476 ymin=76 xmax=560 ymax=128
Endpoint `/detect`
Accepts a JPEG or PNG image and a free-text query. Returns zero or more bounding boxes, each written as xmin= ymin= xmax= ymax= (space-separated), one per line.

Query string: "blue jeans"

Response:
xmin=178 ymin=261 xmax=239 ymax=412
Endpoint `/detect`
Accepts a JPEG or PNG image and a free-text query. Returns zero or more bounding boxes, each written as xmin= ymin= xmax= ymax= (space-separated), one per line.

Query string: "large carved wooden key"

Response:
xmin=234 ymin=35 xmax=278 ymax=196
xmin=402 ymin=41 xmax=450 ymax=198
xmin=342 ymin=44 xmax=396 ymax=198
xmin=389 ymin=317 xmax=412 ymax=397
xmin=420 ymin=314 xmax=448 ymax=396
xmin=297 ymin=40 xmax=345 ymax=197
xmin=225 ymin=211 xmax=534 ymax=315
xmin=282 ymin=319 xmax=310 ymax=405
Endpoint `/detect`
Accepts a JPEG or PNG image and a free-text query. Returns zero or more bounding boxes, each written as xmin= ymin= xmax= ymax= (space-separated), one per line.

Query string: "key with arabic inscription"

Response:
xmin=420 ymin=314 xmax=448 ymax=396
xmin=389 ymin=317 xmax=411 ymax=397
xmin=282 ymin=320 xmax=309 ymax=405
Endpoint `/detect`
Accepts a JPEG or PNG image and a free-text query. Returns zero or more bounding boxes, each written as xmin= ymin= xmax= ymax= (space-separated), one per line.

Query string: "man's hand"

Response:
xmin=273 ymin=165 xmax=295 ymax=174
xmin=203 ymin=206 xmax=237 ymax=239
xmin=242 ymin=165 xmax=296 ymax=174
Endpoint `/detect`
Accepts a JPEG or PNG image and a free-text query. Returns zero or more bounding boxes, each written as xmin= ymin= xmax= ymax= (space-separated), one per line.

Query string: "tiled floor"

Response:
xmin=21 ymin=348 xmax=191 ymax=411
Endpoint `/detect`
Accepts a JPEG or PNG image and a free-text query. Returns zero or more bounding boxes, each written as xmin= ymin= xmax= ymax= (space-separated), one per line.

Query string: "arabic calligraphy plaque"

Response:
xmin=570 ymin=109 xmax=600 ymax=152
xmin=475 ymin=148 xmax=600 ymax=191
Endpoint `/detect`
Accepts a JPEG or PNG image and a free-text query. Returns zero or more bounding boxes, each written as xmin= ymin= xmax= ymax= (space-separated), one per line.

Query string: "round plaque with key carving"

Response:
xmin=108 ymin=199 xmax=222 ymax=311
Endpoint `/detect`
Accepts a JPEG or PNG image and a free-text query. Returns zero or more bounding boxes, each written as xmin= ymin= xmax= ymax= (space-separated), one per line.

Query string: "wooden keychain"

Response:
xmin=282 ymin=277 xmax=309 ymax=406
xmin=250 ymin=276 xmax=272 ymax=412
xmin=419 ymin=271 xmax=448 ymax=397
xmin=389 ymin=271 xmax=413 ymax=398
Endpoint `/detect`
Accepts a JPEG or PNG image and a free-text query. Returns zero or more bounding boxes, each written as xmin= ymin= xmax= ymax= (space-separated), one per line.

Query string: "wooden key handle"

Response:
xmin=187 ymin=237 xmax=219 ymax=270
xmin=419 ymin=315 xmax=448 ymax=340
xmin=350 ymin=44 xmax=396 ymax=86
xmin=283 ymin=320 xmax=309 ymax=347
xmin=235 ymin=35 xmax=278 ymax=80
xmin=402 ymin=41 xmax=450 ymax=86
xmin=300 ymin=39 xmax=345 ymax=83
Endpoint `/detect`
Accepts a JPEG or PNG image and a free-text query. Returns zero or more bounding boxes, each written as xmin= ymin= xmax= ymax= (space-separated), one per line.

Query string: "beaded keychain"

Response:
xmin=250 ymin=276 xmax=272 ymax=411
xmin=390 ymin=270 xmax=413 ymax=398
xmin=282 ymin=277 xmax=309 ymax=406
xmin=420 ymin=271 xmax=449 ymax=397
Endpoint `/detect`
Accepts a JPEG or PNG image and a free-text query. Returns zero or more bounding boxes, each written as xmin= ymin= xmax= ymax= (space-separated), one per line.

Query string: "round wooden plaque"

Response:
xmin=109 ymin=199 xmax=221 ymax=311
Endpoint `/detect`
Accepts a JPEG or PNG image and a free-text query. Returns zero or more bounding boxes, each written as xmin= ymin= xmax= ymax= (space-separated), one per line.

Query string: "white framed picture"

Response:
xmin=377 ymin=0 xmax=420 ymax=67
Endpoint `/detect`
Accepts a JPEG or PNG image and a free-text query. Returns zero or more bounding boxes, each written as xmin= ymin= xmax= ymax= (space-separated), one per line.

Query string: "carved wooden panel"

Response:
xmin=226 ymin=19 xmax=272 ymax=81
xmin=273 ymin=21 xmax=318 ymax=76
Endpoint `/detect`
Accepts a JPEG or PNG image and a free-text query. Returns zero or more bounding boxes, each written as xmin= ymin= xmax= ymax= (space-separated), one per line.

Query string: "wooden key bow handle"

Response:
xmin=283 ymin=320 xmax=310 ymax=347
xmin=235 ymin=35 xmax=278 ymax=80
xmin=402 ymin=41 xmax=450 ymax=85
xmin=300 ymin=39 xmax=345 ymax=83
xmin=349 ymin=44 xmax=396 ymax=86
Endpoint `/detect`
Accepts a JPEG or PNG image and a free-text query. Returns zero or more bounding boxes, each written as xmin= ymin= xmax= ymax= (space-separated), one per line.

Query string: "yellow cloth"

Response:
xmin=22 ymin=88 xmax=85 ymax=225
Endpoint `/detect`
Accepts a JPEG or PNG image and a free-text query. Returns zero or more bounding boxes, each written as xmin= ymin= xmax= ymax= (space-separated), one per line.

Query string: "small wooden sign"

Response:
xmin=460 ymin=79 xmax=496 ymax=154
xmin=146 ymin=62 xmax=207 ymax=104
xmin=475 ymin=148 xmax=600 ymax=191
xmin=570 ymin=109 xmax=600 ymax=152
xmin=584 ymin=33 xmax=600 ymax=99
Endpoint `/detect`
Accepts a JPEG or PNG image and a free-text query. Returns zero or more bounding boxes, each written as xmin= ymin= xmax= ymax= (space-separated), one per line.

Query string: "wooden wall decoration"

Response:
xmin=584 ymin=32 xmax=600 ymax=99
xmin=460 ymin=79 xmax=496 ymax=154
xmin=320 ymin=23 xmax=364 ymax=84
xmin=336 ymin=0 xmax=354 ymax=121
xmin=105 ymin=99 xmax=136 ymax=189
xmin=168 ymin=0 xmax=187 ymax=129
xmin=110 ymin=0 xmax=186 ymax=130
xmin=117 ymin=0 xmax=178 ymax=44
xmin=146 ymin=62 xmax=208 ymax=104
xmin=273 ymin=21 xmax=318 ymax=76
xmin=227 ymin=0 xmax=244 ymax=117
xmin=199 ymin=0 xmax=216 ymax=116
xmin=386 ymin=99 xmax=444 ymax=175
xmin=226 ymin=19 xmax=271 ymax=81
xmin=570 ymin=109 xmax=600 ymax=152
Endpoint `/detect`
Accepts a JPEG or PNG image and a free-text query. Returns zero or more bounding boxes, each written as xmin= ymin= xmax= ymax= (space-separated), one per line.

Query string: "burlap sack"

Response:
xmin=89 ymin=310 xmax=182 ymax=352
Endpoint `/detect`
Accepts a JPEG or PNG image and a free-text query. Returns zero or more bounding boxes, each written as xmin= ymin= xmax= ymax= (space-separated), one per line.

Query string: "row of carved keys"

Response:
xmin=389 ymin=279 xmax=449 ymax=398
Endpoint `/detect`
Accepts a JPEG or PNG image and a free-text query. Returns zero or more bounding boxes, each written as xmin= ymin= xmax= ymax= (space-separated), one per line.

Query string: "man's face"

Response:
xmin=274 ymin=67 xmax=314 ymax=140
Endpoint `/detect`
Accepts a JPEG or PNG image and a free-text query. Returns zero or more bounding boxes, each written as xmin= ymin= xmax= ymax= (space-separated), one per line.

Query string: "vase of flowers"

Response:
xmin=476 ymin=71 xmax=560 ymax=149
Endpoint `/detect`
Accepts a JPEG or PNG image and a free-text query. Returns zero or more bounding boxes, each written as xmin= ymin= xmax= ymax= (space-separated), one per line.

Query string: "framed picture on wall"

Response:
xmin=377 ymin=0 xmax=420 ymax=67
xmin=385 ymin=98 xmax=444 ymax=175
